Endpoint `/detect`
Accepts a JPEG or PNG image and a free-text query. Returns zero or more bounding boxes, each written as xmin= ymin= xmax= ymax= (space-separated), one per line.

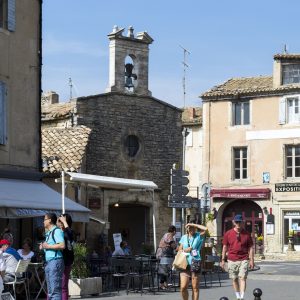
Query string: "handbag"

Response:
xmin=172 ymin=250 xmax=188 ymax=270
xmin=191 ymin=258 xmax=201 ymax=272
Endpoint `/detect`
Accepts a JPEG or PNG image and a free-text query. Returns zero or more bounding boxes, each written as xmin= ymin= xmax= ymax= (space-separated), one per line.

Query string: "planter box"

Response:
xmin=69 ymin=277 xmax=102 ymax=296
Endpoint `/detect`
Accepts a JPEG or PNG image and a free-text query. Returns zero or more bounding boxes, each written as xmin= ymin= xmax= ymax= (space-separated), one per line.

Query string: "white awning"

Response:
xmin=57 ymin=172 xmax=158 ymax=190
xmin=0 ymin=178 xmax=90 ymax=222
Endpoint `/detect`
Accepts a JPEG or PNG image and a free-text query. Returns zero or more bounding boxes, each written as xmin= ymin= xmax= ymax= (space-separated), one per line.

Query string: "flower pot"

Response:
xmin=68 ymin=277 xmax=102 ymax=296
xmin=287 ymin=236 xmax=295 ymax=251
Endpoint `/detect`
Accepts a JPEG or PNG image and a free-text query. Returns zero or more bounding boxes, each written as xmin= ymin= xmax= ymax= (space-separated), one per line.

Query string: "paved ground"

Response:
xmin=75 ymin=261 xmax=300 ymax=300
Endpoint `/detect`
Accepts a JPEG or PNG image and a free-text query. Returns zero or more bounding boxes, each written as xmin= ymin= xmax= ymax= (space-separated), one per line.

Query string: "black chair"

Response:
xmin=202 ymin=255 xmax=222 ymax=287
xmin=126 ymin=258 xmax=154 ymax=295
xmin=110 ymin=258 xmax=130 ymax=293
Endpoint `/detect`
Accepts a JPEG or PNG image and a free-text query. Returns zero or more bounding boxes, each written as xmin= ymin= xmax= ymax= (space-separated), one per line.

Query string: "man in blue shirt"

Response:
xmin=40 ymin=213 xmax=65 ymax=300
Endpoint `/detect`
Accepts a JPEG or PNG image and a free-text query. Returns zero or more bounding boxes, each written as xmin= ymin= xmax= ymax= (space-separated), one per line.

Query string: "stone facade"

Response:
xmin=41 ymin=26 xmax=182 ymax=253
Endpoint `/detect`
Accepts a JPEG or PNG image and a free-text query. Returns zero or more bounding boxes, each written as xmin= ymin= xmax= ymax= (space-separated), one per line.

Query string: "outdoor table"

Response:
xmin=28 ymin=262 xmax=47 ymax=300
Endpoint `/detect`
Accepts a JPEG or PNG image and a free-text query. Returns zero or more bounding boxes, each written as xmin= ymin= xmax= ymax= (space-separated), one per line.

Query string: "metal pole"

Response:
xmin=182 ymin=128 xmax=188 ymax=234
xmin=62 ymin=171 xmax=65 ymax=214
xmin=151 ymin=190 xmax=157 ymax=252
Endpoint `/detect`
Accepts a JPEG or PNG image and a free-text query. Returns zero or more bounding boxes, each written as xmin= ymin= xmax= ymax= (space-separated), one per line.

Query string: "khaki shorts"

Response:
xmin=228 ymin=260 xmax=249 ymax=279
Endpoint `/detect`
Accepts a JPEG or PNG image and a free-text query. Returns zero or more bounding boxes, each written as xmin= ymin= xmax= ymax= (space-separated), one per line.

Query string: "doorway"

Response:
xmin=222 ymin=199 xmax=263 ymax=239
xmin=108 ymin=204 xmax=149 ymax=254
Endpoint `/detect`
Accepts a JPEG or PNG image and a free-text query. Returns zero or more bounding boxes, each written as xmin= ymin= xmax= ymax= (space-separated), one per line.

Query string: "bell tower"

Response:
xmin=106 ymin=25 xmax=153 ymax=96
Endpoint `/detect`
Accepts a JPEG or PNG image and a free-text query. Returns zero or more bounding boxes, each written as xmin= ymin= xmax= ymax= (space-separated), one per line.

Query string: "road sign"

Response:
xmin=171 ymin=186 xmax=189 ymax=196
xmin=168 ymin=195 xmax=199 ymax=208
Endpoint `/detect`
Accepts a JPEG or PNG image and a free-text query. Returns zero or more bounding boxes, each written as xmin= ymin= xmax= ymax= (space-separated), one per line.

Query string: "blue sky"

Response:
xmin=42 ymin=0 xmax=300 ymax=108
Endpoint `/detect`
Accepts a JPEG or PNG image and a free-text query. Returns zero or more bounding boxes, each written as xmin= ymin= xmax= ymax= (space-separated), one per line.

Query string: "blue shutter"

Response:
xmin=0 ymin=82 xmax=6 ymax=144
xmin=7 ymin=0 xmax=16 ymax=32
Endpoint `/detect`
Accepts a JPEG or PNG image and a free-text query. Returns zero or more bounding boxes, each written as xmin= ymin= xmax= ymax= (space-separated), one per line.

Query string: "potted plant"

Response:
xmin=68 ymin=243 xmax=102 ymax=296
xmin=256 ymin=235 xmax=263 ymax=246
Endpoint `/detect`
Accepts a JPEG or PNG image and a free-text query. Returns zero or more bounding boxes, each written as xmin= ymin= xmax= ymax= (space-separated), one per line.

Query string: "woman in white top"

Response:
xmin=17 ymin=238 xmax=34 ymax=260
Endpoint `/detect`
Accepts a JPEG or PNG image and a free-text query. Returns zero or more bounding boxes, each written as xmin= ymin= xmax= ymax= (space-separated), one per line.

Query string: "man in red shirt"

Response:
xmin=221 ymin=214 xmax=254 ymax=300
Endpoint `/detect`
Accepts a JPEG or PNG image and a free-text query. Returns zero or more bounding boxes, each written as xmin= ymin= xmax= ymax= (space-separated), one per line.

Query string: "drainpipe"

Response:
xmin=38 ymin=0 xmax=43 ymax=175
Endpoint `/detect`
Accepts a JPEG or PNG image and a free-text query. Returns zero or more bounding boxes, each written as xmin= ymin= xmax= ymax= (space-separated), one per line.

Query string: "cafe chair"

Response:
xmin=202 ymin=255 xmax=222 ymax=287
xmin=4 ymin=259 xmax=30 ymax=300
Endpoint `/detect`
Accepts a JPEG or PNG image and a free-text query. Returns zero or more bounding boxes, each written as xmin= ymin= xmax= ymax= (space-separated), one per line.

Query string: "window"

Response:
xmin=124 ymin=135 xmax=140 ymax=157
xmin=279 ymin=95 xmax=300 ymax=124
xmin=285 ymin=145 xmax=300 ymax=178
xmin=282 ymin=64 xmax=300 ymax=85
xmin=232 ymin=101 xmax=250 ymax=125
xmin=0 ymin=81 xmax=6 ymax=145
xmin=0 ymin=0 xmax=15 ymax=31
xmin=233 ymin=147 xmax=247 ymax=180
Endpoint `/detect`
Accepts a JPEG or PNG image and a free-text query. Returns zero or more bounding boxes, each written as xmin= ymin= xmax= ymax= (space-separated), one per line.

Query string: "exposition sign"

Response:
xmin=275 ymin=183 xmax=300 ymax=192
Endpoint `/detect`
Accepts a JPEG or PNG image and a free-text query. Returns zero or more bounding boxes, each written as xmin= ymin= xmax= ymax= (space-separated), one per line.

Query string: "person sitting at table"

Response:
xmin=18 ymin=238 xmax=35 ymax=261
xmin=112 ymin=241 xmax=127 ymax=257
xmin=0 ymin=246 xmax=6 ymax=295
xmin=0 ymin=239 xmax=22 ymax=283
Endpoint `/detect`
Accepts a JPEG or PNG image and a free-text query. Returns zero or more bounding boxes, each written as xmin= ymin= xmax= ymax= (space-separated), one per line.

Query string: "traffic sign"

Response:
xmin=168 ymin=195 xmax=199 ymax=208
xmin=171 ymin=186 xmax=189 ymax=196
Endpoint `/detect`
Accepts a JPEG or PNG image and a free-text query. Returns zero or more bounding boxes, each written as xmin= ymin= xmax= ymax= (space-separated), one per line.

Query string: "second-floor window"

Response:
xmin=286 ymin=145 xmax=300 ymax=178
xmin=0 ymin=0 xmax=15 ymax=31
xmin=232 ymin=101 xmax=250 ymax=125
xmin=233 ymin=147 xmax=247 ymax=180
xmin=279 ymin=95 xmax=300 ymax=125
xmin=282 ymin=64 xmax=300 ymax=85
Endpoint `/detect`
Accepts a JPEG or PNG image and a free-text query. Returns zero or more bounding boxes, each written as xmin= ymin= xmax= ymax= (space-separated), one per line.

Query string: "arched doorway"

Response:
xmin=222 ymin=200 xmax=263 ymax=238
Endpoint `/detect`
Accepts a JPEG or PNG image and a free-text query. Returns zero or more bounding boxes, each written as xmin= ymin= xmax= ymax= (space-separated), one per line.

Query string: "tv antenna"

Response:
xmin=69 ymin=77 xmax=73 ymax=100
xmin=179 ymin=45 xmax=190 ymax=107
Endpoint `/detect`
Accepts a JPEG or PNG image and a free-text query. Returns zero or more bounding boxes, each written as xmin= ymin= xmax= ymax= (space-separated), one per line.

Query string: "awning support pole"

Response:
xmin=62 ymin=171 xmax=65 ymax=214
xmin=152 ymin=190 xmax=157 ymax=252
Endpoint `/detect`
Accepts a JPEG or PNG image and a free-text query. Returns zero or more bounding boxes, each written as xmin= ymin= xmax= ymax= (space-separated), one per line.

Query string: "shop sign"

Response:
xmin=275 ymin=183 xmax=300 ymax=192
xmin=284 ymin=211 xmax=300 ymax=216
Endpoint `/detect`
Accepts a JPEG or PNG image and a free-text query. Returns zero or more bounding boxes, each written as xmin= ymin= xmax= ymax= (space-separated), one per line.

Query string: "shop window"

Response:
xmin=233 ymin=147 xmax=248 ymax=180
xmin=285 ymin=145 xmax=300 ymax=178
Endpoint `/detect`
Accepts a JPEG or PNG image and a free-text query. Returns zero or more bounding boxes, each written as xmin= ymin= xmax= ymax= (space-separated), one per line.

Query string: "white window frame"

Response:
xmin=285 ymin=144 xmax=300 ymax=178
xmin=279 ymin=95 xmax=300 ymax=125
xmin=232 ymin=147 xmax=248 ymax=180
xmin=232 ymin=100 xmax=250 ymax=126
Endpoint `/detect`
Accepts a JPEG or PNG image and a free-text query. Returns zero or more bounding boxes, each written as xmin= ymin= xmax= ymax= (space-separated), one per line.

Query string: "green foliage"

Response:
xmin=288 ymin=230 xmax=295 ymax=237
xmin=71 ymin=243 xmax=90 ymax=279
xmin=205 ymin=213 xmax=215 ymax=223
xmin=257 ymin=235 xmax=263 ymax=241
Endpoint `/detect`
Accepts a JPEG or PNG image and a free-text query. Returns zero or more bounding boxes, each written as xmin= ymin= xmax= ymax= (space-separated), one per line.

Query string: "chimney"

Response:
xmin=41 ymin=91 xmax=59 ymax=106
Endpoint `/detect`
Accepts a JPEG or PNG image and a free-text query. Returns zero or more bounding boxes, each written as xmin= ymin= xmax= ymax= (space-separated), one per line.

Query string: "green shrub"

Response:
xmin=71 ymin=243 xmax=90 ymax=278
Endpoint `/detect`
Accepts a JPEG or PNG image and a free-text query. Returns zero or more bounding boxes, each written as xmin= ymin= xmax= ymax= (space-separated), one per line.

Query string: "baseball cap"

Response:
xmin=0 ymin=239 xmax=11 ymax=246
xmin=233 ymin=214 xmax=243 ymax=222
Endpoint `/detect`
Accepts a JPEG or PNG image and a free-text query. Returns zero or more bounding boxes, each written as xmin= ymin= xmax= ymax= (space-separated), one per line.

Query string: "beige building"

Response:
xmin=201 ymin=54 xmax=300 ymax=255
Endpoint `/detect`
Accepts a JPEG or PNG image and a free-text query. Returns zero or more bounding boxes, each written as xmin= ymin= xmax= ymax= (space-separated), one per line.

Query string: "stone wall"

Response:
xmin=75 ymin=92 xmax=182 ymax=249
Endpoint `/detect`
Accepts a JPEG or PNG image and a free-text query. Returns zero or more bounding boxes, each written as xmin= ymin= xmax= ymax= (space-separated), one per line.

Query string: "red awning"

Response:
xmin=210 ymin=188 xmax=271 ymax=199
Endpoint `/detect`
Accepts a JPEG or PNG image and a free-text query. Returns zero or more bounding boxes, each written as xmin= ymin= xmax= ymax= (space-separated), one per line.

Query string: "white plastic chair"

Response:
xmin=4 ymin=260 xmax=30 ymax=300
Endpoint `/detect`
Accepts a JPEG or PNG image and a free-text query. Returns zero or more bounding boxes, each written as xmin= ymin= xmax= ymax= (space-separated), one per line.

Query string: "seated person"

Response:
xmin=0 ymin=248 xmax=6 ymax=295
xmin=0 ymin=239 xmax=22 ymax=282
xmin=18 ymin=238 xmax=34 ymax=261
xmin=112 ymin=241 xmax=128 ymax=257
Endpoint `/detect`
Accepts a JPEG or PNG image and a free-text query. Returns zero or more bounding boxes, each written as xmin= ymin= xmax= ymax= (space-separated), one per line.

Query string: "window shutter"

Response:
xmin=0 ymin=82 xmax=6 ymax=145
xmin=7 ymin=0 xmax=16 ymax=32
xmin=279 ymin=97 xmax=286 ymax=124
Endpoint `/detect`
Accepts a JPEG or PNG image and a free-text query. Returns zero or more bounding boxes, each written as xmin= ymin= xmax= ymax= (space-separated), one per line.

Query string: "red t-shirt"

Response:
xmin=223 ymin=228 xmax=253 ymax=261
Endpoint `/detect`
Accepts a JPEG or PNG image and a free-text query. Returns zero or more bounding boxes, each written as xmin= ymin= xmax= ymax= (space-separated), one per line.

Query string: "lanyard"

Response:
xmin=187 ymin=235 xmax=195 ymax=249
